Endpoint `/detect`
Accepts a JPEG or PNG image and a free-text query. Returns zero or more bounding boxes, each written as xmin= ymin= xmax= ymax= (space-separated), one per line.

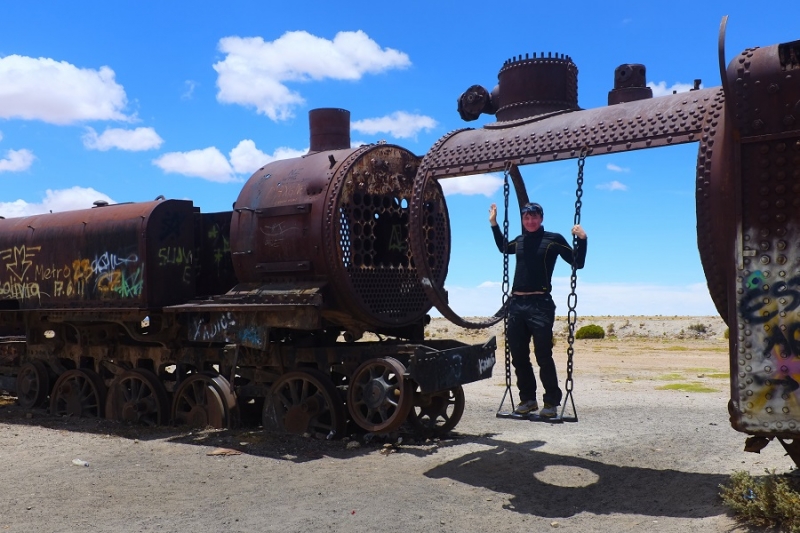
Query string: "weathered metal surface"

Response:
xmin=0 ymin=200 xmax=195 ymax=310
xmin=727 ymin=40 xmax=800 ymax=437
xmin=231 ymin=117 xmax=450 ymax=330
xmin=608 ymin=64 xmax=654 ymax=105
xmin=308 ymin=108 xmax=351 ymax=152
xmin=194 ymin=211 xmax=236 ymax=298
xmin=408 ymin=336 xmax=497 ymax=393
xmin=494 ymin=53 xmax=579 ymax=121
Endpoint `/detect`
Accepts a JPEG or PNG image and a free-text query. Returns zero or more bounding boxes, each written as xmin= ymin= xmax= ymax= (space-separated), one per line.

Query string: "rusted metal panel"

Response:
xmin=426 ymin=87 xmax=722 ymax=178
xmin=184 ymin=311 xmax=270 ymax=349
xmin=194 ymin=211 xmax=237 ymax=298
xmin=717 ymin=42 xmax=800 ymax=437
xmin=165 ymin=282 xmax=325 ymax=331
xmin=409 ymin=336 xmax=497 ymax=393
xmin=0 ymin=200 xmax=195 ymax=310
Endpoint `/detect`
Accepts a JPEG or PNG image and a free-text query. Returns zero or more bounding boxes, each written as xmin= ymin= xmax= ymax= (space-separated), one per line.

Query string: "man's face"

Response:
xmin=522 ymin=212 xmax=543 ymax=232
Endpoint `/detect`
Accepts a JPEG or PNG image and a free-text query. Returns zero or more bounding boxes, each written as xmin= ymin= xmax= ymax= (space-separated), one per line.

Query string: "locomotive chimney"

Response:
xmin=308 ymin=108 xmax=351 ymax=152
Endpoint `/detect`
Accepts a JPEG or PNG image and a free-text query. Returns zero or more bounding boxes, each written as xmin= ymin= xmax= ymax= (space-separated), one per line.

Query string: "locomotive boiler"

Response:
xmin=0 ymin=108 xmax=496 ymax=436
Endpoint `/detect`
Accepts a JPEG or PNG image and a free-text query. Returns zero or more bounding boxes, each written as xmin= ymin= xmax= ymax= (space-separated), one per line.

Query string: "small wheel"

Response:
xmin=16 ymin=360 xmax=50 ymax=409
xmin=106 ymin=369 xmax=170 ymax=426
xmin=347 ymin=357 xmax=413 ymax=433
xmin=407 ymin=385 xmax=465 ymax=436
xmin=50 ymin=369 xmax=107 ymax=418
xmin=263 ymin=369 xmax=346 ymax=437
xmin=171 ymin=373 xmax=237 ymax=429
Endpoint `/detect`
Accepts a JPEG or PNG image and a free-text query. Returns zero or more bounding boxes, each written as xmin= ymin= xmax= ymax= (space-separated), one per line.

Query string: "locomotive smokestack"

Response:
xmin=308 ymin=108 xmax=351 ymax=152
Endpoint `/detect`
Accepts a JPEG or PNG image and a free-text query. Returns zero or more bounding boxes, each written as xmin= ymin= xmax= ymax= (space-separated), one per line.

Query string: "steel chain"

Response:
xmin=564 ymin=148 xmax=586 ymax=395
xmin=502 ymin=165 xmax=512 ymax=398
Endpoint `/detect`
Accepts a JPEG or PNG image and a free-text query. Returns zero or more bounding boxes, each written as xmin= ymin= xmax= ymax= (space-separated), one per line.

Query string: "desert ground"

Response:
xmin=0 ymin=315 xmax=794 ymax=532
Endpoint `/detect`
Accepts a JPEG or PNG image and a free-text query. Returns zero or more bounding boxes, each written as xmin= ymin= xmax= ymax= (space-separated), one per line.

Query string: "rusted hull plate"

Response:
xmin=408 ymin=336 xmax=497 ymax=393
xmin=727 ymin=42 xmax=800 ymax=436
xmin=422 ymin=87 xmax=722 ymax=179
xmin=183 ymin=311 xmax=271 ymax=349
xmin=0 ymin=200 xmax=195 ymax=310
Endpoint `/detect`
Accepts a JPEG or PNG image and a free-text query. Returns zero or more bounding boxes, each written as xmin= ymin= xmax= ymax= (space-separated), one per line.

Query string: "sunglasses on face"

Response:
xmin=521 ymin=204 xmax=543 ymax=216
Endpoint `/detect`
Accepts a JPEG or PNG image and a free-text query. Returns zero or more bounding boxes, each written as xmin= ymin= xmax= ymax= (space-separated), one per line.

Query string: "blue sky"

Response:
xmin=0 ymin=2 xmax=797 ymax=318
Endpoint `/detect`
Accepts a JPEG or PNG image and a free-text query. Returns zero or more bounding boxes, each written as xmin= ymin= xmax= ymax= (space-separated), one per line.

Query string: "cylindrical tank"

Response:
xmin=230 ymin=110 xmax=450 ymax=329
xmin=0 ymin=200 xmax=196 ymax=309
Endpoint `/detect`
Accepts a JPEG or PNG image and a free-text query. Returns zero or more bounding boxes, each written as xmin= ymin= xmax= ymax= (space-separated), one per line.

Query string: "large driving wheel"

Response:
xmin=347 ymin=357 xmax=413 ymax=433
xmin=50 ymin=369 xmax=107 ymax=418
xmin=16 ymin=360 xmax=50 ymax=409
xmin=407 ymin=385 xmax=465 ymax=436
xmin=171 ymin=373 xmax=237 ymax=429
xmin=263 ymin=369 xmax=346 ymax=437
xmin=106 ymin=369 xmax=170 ymax=426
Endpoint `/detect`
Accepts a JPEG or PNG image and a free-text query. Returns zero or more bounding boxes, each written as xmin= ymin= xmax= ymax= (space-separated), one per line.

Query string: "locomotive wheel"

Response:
xmin=16 ymin=360 xmax=50 ymax=409
xmin=347 ymin=357 xmax=413 ymax=433
xmin=263 ymin=369 xmax=346 ymax=437
xmin=407 ymin=385 xmax=465 ymax=436
xmin=50 ymin=369 xmax=107 ymax=418
xmin=106 ymin=369 xmax=170 ymax=426
xmin=171 ymin=373 xmax=237 ymax=429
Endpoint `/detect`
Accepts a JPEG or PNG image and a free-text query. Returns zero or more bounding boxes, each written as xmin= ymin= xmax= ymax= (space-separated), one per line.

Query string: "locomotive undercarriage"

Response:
xmin=0 ymin=308 xmax=495 ymax=437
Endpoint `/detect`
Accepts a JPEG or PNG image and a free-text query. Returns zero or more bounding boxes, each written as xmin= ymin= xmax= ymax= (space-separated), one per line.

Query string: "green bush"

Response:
xmin=720 ymin=470 xmax=800 ymax=531
xmin=575 ymin=324 xmax=605 ymax=339
xmin=724 ymin=328 xmax=730 ymax=339
xmin=688 ymin=323 xmax=708 ymax=334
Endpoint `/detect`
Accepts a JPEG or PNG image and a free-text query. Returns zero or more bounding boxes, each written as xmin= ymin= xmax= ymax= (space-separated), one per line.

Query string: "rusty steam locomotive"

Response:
xmin=0 ymin=108 xmax=496 ymax=436
xmin=3 ymin=18 xmax=800 ymax=466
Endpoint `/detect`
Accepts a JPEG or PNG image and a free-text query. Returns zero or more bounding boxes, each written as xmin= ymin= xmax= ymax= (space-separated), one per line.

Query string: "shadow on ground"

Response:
xmin=425 ymin=436 xmax=730 ymax=520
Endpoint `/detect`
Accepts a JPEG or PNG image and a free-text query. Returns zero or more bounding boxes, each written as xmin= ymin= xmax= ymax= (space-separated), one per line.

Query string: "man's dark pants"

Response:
xmin=506 ymin=294 xmax=562 ymax=407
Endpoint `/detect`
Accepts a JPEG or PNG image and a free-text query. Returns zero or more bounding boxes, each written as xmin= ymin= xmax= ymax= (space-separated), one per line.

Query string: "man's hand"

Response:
xmin=489 ymin=203 xmax=498 ymax=226
xmin=572 ymin=224 xmax=587 ymax=239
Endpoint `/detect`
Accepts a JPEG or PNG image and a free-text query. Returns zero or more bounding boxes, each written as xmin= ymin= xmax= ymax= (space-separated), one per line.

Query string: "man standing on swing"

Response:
xmin=489 ymin=202 xmax=587 ymax=417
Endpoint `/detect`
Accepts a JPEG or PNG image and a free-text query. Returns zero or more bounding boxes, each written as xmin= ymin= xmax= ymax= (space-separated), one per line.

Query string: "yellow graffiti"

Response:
xmin=72 ymin=259 xmax=92 ymax=283
xmin=35 ymin=263 xmax=71 ymax=281
xmin=96 ymin=271 xmax=122 ymax=293
xmin=1 ymin=245 xmax=41 ymax=281
xmin=158 ymin=247 xmax=193 ymax=266
xmin=0 ymin=280 xmax=42 ymax=300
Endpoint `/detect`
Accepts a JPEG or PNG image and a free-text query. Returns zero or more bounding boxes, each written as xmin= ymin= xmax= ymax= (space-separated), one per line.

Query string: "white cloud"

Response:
xmin=213 ymin=30 xmax=411 ymax=121
xmin=0 ymin=55 xmax=130 ymax=125
xmin=82 ymin=127 xmax=163 ymax=151
xmin=182 ymin=80 xmax=197 ymax=100
xmin=351 ymin=111 xmax=437 ymax=139
xmin=437 ymin=279 xmax=717 ymax=318
xmin=228 ymin=139 xmax=306 ymax=175
xmin=647 ymin=81 xmax=700 ymax=98
xmin=153 ymin=147 xmax=237 ymax=183
xmin=606 ymin=163 xmax=629 ymax=172
xmin=596 ymin=180 xmax=628 ymax=191
xmin=0 ymin=149 xmax=34 ymax=172
xmin=0 ymin=186 xmax=114 ymax=218
xmin=439 ymin=173 xmax=503 ymax=197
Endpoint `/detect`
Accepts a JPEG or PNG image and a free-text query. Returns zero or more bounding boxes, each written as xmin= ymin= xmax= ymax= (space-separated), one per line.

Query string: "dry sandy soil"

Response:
xmin=0 ymin=315 xmax=794 ymax=532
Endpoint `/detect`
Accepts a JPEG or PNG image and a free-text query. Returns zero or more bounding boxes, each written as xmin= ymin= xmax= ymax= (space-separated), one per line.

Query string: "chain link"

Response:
xmin=501 ymin=164 xmax=512 ymax=398
xmin=564 ymin=147 xmax=586 ymax=395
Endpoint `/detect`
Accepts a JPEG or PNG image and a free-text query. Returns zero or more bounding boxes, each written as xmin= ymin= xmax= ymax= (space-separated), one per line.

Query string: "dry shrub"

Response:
xmin=575 ymin=324 xmax=605 ymax=340
xmin=719 ymin=470 xmax=800 ymax=531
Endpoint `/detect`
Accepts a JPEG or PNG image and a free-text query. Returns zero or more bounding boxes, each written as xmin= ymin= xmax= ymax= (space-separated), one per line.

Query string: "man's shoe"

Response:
xmin=514 ymin=400 xmax=539 ymax=415
xmin=540 ymin=404 xmax=559 ymax=418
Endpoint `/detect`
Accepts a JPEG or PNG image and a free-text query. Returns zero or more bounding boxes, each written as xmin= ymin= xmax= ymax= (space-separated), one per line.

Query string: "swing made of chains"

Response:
xmin=496 ymin=148 xmax=586 ymax=422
